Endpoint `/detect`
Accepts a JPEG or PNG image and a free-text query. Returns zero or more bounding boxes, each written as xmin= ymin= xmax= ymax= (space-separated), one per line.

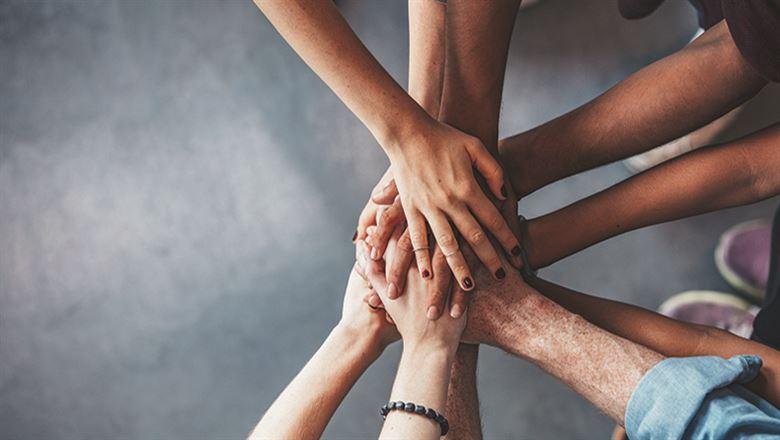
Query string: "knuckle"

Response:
xmin=397 ymin=235 xmax=414 ymax=253
xmin=438 ymin=234 xmax=458 ymax=250
xmin=410 ymin=230 xmax=428 ymax=246
xmin=467 ymin=229 xmax=485 ymax=245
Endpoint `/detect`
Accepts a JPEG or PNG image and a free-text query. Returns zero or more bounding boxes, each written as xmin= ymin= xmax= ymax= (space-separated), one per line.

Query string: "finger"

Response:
xmin=466 ymin=140 xmax=507 ymax=201
xmin=371 ymin=178 xmax=398 ymax=205
xmin=356 ymin=202 xmax=378 ymax=242
xmin=468 ymin=191 xmax=525 ymax=268
xmin=406 ymin=208 xmax=432 ymax=281
xmin=426 ymin=209 xmax=474 ymax=291
xmin=386 ymin=228 xmax=414 ymax=300
xmin=449 ymin=202 xmax=506 ymax=280
xmin=426 ymin=246 xmax=452 ymax=320
xmin=371 ymin=197 xmax=405 ymax=259
xmin=449 ymin=285 xmax=472 ymax=319
xmin=356 ymin=240 xmax=389 ymax=296
xmin=364 ymin=291 xmax=384 ymax=310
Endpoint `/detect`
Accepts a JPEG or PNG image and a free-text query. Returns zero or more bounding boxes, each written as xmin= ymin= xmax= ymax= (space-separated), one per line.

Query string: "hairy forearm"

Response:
xmin=523 ymin=123 xmax=780 ymax=269
xmin=501 ymin=20 xmax=768 ymax=196
xmin=445 ymin=344 xmax=483 ymax=440
xmin=381 ymin=343 xmax=454 ymax=439
xmin=249 ymin=325 xmax=381 ymax=440
xmin=484 ymin=291 xmax=663 ymax=423
xmin=529 ymin=277 xmax=780 ymax=409
xmin=255 ymin=0 xmax=429 ymax=150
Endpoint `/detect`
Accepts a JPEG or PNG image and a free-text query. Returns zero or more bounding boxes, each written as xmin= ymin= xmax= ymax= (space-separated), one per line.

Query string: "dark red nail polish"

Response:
xmin=352 ymin=230 xmax=358 ymax=241
xmin=495 ymin=268 xmax=506 ymax=279
xmin=463 ymin=277 xmax=473 ymax=289
xmin=422 ymin=269 xmax=431 ymax=278
xmin=511 ymin=246 xmax=522 ymax=256
xmin=501 ymin=185 xmax=508 ymax=198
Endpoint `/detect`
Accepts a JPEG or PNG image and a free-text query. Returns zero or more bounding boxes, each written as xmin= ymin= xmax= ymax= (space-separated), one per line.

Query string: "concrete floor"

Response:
xmin=2 ymin=0 xmax=779 ymax=438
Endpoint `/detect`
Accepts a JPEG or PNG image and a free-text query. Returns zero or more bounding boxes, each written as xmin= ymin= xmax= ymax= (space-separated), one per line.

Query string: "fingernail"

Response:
xmin=451 ymin=304 xmax=463 ymax=318
xmin=387 ymin=282 xmax=398 ymax=299
xmin=501 ymin=185 xmax=508 ymax=198
xmin=368 ymin=295 xmax=382 ymax=308
xmin=370 ymin=247 xmax=379 ymax=260
xmin=511 ymin=245 xmax=522 ymax=256
xmin=352 ymin=230 xmax=358 ymax=241
xmin=421 ymin=269 xmax=430 ymax=279
xmin=427 ymin=306 xmax=438 ymax=320
xmin=463 ymin=277 xmax=474 ymax=289
xmin=495 ymin=268 xmax=506 ymax=279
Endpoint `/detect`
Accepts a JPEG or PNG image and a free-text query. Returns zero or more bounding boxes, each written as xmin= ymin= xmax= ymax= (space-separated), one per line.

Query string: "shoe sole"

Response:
xmin=714 ymin=220 xmax=768 ymax=302
xmin=658 ymin=290 xmax=753 ymax=316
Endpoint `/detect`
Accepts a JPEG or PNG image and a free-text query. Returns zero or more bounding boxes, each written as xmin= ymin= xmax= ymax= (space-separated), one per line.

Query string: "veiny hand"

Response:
xmin=386 ymin=119 xmax=524 ymax=292
xmin=357 ymin=240 xmax=465 ymax=353
xmin=338 ymin=266 xmax=399 ymax=351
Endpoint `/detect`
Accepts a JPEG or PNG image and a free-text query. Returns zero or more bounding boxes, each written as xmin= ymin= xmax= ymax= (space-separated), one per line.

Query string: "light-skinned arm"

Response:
xmin=255 ymin=0 xmax=523 ymax=288
xmin=356 ymin=241 xmax=466 ymax=439
xmin=247 ymin=269 xmax=398 ymax=439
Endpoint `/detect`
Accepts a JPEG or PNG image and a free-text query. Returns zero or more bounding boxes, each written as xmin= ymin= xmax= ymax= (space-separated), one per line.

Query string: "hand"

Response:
xmin=357 ymin=240 xmax=465 ymax=353
xmin=355 ymin=168 xmax=398 ymax=243
xmin=337 ymin=266 xmax=399 ymax=352
xmin=385 ymin=119 xmax=524 ymax=291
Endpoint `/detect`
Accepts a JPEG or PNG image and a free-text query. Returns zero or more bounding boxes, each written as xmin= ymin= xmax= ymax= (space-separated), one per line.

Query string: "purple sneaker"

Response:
xmin=715 ymin=220 xmax=771 ymax=301
xmin=658 ymin=290 xmax=759 ymax=338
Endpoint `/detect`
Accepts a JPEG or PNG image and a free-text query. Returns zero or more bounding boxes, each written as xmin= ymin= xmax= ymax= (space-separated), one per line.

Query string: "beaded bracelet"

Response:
xmin=380 ymin=401 xmax=449 ymax=436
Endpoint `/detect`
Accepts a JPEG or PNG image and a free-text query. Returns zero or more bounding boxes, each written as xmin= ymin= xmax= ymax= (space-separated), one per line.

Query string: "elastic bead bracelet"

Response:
xmin=380 ymin=401 xmax=449 ymax=436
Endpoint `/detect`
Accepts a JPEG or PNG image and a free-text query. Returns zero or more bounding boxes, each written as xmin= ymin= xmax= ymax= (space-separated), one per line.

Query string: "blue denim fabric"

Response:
xmin=626 ymin=355 xmax=780 ymax=439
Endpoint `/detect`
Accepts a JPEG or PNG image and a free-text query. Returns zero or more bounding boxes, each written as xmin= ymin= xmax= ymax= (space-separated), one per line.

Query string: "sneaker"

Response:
xmin=623 ymin=29 xmax=743 ymax=174
xmin=658 ymin=290 xmax=759 ymax=338
xmin=715 ymin=220 xmax=771 ymax=301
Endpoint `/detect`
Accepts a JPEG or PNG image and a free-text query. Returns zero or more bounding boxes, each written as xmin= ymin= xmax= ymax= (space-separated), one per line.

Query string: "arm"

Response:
xmin=527 ymin=277 xmax=780 ymax=409
xmin=256 ymin=0 xmax=523 ymax=287
xmin=445 ymin=344 xmax=483 ymax=440
xmin=500 ymin=20 xmax=768 ymax=197
xmin=522 ymin=122 xmax=780 ymax=269
xmin=248 ymin=269 xmax=397 ymax=439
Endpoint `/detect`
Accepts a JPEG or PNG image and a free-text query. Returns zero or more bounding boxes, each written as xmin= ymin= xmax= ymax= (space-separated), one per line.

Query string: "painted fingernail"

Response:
xmin=511 ymin=245 xmax=522 ymax=256
xmin=495 ymin=268 xmax=506 ymax=279
xmin=427 ymin=306 xmax=439 ymax=320
xmin=368 ymin=295 xmax=382 ymax=308
xmin=451 ymin=304 xmax=463 ymax=318
xmin=370 ymin=247 xmax=379 ymax=260
xmin=463 ymin=277 xmax=474 ymax=289
xmin=387 ymin=282 xmax=398 ymax=299
xmin=501 ymin=185 xmax=508 ymax=198
xmin=421 ymin=269 xmax=431 ymax=278
xmin=352 ymin=230 xmax=358 ymax=241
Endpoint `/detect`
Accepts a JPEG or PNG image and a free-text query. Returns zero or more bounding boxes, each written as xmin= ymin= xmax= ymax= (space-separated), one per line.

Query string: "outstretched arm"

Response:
xmin=248 ymin=270 xmax=397 ymax=439
xmin=500 ymin=20 xmax=768 ymax=197
xmin=521 ymin=122 xmax=780 ymax=269
xmin=527 ymin=277 xmax=780 ymax=409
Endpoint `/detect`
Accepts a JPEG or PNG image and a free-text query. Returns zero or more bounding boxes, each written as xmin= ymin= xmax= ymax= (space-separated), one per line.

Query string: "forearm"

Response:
xmin=529 ymin=277 xmax=780 ymax=409
xmin=249 ymin=325 xmax=381 ymax=440
xmin=474 ymin=287 xmax=663 ymax=423
xmin=408 ymin=0 xmax=446 ymax=117
xmin=524 ymin=123 xmax=780 ymax=269
xmin=445 ymin=344 xmax=483 ymax=440
xmin=501 ymin=20 xmax=767 ymax=196
xmin=380 ymin=343 xmax=455 ymax=439
xmin=255 ymin=0 xmax=430 ymax=150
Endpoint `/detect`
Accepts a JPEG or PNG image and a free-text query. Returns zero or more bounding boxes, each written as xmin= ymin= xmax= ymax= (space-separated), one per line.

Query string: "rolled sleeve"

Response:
xmin=626 ymin=355 xmax=780 ymax=439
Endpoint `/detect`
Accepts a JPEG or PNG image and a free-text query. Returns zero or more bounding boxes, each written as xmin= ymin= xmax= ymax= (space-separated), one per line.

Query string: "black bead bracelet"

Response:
xmin=380 ymin=401 xmax=449 ymax=436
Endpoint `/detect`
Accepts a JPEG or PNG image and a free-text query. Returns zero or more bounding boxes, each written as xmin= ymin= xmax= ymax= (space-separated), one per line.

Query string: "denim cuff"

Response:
xmin=625 ymin=355 xmax=762 ymax=440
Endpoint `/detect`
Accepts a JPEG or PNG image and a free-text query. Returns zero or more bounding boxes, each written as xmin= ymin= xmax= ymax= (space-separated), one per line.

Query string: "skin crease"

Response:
xmin=256 ymin=0 xmax=524 ymax=291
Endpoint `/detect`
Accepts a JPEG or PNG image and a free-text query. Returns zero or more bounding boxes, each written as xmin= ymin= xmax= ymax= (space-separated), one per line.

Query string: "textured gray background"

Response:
xmin=2 ymin=0 xmax=779 ymax=439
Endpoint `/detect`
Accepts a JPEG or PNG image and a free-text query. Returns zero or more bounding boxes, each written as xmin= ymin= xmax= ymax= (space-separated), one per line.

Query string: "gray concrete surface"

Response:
xmin=1 ymin=0 xmax=778 ymax=438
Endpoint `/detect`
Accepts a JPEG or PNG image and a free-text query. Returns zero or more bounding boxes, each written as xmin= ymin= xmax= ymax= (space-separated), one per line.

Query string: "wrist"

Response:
xmin=376 ymin=107 xmax=434 ymax=159
xmin=331 ymin=322 xmax=385 ymax=361
xmin=402 ymin=338 xmax=458 ymax=364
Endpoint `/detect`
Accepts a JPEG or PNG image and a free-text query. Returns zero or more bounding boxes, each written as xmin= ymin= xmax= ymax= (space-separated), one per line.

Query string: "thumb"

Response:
xmin=356 ymin=240 xmax=390 ymax=297
xmin=371 ymin=179 xmax=398 ymax=205
xmin=466 ymin=141 xmax=506 ymax=201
